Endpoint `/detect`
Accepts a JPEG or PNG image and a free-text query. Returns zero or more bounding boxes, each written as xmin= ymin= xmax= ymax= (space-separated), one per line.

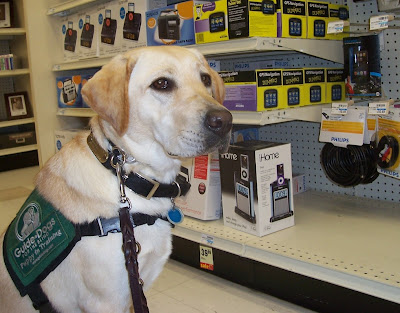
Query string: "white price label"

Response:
xmin=331 ymin=102 xmax=348 ymax=115
xmin=327 ymin=21 xmax=345 ymax=34
xmin=370 ymin=15 xmax=389 ymax=30
xmin=201 ymin=234 xmax=214 ymax=245
xmin=199 ymin=245 xmax=214 ymax=271
xmin=368 ymin=102 xmax=389 ymax=115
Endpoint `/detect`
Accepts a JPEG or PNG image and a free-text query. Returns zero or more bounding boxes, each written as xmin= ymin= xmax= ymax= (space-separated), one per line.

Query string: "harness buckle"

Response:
xmin=97 ymin=217 xmax=120 ymax=236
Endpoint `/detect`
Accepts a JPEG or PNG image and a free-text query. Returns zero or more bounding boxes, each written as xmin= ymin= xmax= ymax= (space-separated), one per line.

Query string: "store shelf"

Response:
xmin=52 ymin=37 xmax=344 ymax=71
xmin=0 ymin=68 xmax=30 ymax=77
xmin=0 ymin=117 xmax=35 ymax=128
xmin=172 ymin=190 xmax=400 ymax=304
xmin=0 ymin=28 xmax=26 ymax=37
xmin=232 ymin=104 xmax=329 ymax=125
xmin=57 ymin=108 xmax=96 ymax=117
xmin=0 ymin=144 xmax=37 ymax=157
xmin=46 ymin=0 xmax=109 ymax=16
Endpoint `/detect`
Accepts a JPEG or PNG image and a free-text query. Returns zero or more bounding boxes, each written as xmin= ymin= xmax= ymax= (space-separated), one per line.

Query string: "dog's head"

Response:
xmin=82 ymin=46 xmax=232 ymax=162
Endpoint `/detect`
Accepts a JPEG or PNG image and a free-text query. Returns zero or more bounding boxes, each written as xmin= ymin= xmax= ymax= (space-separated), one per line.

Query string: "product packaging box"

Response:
xmin=327 ymin=4 xmax=349 ymax=40
xmin=80 ymin=68 xmax=100 ymax=108
xmin=193 ymin=1 xmax=229 ymax=44
xmin=375 ymin=108 xmax=400 ymax=180
xmin=219 ymin=140 xmax=294 ymax=237
xmin=61 ymin=14 xmax=81 ymax=62
xmin=256 ymin=69 xmax=284 ymax=111
xmin=279 ymin=0 xmax=307 ymax=38
xmin=282 ymin=69 xmax=305 ymax=108
xmin=146 ymin=1 xmax=197 ymax=46
xmin=292 ymin=173 xmax=306 ymax=195
xmin=303 ymin=68 xmax=326 ymax=105
xmin=326 ymin=68 xmax=345 ymax=102
xmin=174 ymin=152 xmax=222 ymax=220
xmin=220 ymin=71 xmax=257 ymax=111
xmin=194 ymin=0 xmax=278 ymax=44
xmin=77 ymin=7 xmax=99 ymax=59
xmin=231 ymin=127 xmax=259 ymax=143
xmin=56 ymin=75 xmax=83 ymax=108
xmin=306 ymin=0 xmax=329 ymax=39
xmin=54 ymin=129 xmax=81 ymax=152
xmin=343 ymin=35 xmax=382 ymax=98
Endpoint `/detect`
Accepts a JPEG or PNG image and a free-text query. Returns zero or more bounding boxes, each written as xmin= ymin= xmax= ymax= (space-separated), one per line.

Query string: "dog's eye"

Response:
xmin=151 ymin=78 xmax=174 ymax=91
xmin=201 ymin=74 xmax=212 ymax=87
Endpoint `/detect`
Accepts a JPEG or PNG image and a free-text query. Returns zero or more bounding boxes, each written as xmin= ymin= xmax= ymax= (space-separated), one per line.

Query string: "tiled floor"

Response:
xmin=0 ymin=166 xmax=314 ymax=313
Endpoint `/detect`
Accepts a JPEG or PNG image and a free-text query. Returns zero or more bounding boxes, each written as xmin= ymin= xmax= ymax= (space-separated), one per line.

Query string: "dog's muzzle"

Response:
xmin=204 ymin=108 xmax=233 ymax=138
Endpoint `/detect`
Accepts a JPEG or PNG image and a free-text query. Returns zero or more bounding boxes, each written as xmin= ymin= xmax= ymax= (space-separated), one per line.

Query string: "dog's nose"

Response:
xmin=205 ymin=109 xmax=233 ymax=137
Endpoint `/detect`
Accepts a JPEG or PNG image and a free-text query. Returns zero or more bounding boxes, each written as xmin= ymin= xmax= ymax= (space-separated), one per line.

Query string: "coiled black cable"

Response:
xmin=320 ymin=143 xmax=379 ymax=187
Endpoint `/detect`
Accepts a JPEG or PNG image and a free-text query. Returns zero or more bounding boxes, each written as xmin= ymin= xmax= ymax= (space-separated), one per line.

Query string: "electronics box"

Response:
xmin=146 ymin=1 xmax=198 ymax=46
xmin=118 ymin=1 xmax=147 ymax=52
xmin=98 ymin=1 xmax=122 ymax=56
xmin=326 ymin=68 xmax=345 ymax=102
xmin=193 ymin=1 xmax=229 ymax=44
xmin=303 ymin=68 xmax=326 ymax=105
xmin=61 ymin=14 xmax=80 ymax=62
xmin=343 ymin=35 xmax=382 ymax=98
xmin=306 ymin=1 xmax=329 ymax=39
xmin=174 ymin=152 xmax=222 ymax=220
xmin=219 ymin=71 xmax=257 ymax=111
xmin=194 ymin=0 xmax=278 ymax=44
xmin=279 ymin=0 xmax=307 ymax=38
xmin=219 ymin=140 xmax=294 ymax=237
xmin=282 ymin=69 xmax=305 ymax=108
xmin=56 ymin=75 xmax=83 ymax=108
xmin=327 ymin=4 xmax=349 ymax=40
xmin=256 ymin=69 xmax=284 ymax=111
xmin=231 ymin=127 xmax=259 ymax=144
xmin=292 ymin=173 xmax=306 ymax=195
xmin=54 ymin=129 xmax=81 ymax=152
xmin=78 ymin=7 xmax=99 ymax=59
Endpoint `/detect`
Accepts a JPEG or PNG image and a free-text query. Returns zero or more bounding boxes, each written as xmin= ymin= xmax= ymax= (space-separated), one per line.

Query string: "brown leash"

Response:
xmin=113 ymin=149 xmax=149 ymax=313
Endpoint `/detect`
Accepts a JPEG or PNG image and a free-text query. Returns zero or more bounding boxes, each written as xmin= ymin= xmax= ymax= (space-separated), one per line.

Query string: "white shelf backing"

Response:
xmin=173 ymin=191 xmax=400 ymax=304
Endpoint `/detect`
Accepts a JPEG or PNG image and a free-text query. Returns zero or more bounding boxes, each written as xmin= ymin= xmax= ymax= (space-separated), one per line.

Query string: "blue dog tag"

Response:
xmin=167 ymin=206 xmax=184 ymax=225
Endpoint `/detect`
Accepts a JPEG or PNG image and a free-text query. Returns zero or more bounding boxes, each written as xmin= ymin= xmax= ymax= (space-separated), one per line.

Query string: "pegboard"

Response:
xmin=257 ymin=121 xmax=400 ymax=202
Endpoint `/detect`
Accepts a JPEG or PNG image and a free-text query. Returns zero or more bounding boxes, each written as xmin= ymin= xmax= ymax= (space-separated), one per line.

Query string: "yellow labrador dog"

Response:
xmin=0 ymin=46 xmax=232 ymax=313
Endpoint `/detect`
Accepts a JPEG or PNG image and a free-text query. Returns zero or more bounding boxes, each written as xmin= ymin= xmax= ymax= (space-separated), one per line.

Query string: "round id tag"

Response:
xmin=167 ymin=206 xmax=184 ymax=225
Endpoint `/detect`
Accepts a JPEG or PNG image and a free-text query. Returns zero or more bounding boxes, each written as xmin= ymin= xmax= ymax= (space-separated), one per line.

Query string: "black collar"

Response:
xmin=87 ymin=132 xmax=190 ymax=200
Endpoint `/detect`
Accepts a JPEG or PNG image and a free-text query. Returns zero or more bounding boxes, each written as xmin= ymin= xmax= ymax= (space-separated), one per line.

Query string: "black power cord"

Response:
xmin=320 ymin=143 xmax=379 ymax=187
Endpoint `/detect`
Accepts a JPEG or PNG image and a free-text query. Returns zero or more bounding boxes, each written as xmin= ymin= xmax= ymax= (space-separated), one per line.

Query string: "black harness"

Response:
xmin=3 ymin=132 xmax=190 ymax=313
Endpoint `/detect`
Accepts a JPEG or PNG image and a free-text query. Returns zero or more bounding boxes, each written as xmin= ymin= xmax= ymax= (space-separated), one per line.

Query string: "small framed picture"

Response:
xmin=0 ymin=1 xmax=12 ymax=28
xmin=4 ymin=92 xmax=32 ymax=120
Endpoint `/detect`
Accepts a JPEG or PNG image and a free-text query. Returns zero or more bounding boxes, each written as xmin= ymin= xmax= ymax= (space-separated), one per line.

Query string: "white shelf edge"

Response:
xmin=0 ymin=118 xmax=35 ymax=128
xmin=172 ymin=190 xmax=400 ymax=304
xmin=0 ymin=144 xmax=38 ymax=157
xmin=47 ymin=0 xmax=98 ymax=16
xmin=52 ymin=37 xmax=343 ymax=71
xmin=57 ymin=108 xmax=96 ymax=117
xmin=0 ymin=68 xmax=30 ymax=77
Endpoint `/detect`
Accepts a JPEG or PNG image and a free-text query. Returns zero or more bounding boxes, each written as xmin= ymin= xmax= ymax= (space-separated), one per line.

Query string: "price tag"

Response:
xmin=331 ymin=102 xmax=348 ymax=115
xmin=201 ymin=234 xmax=214 ymax=245
xmin=199 ymin=245 xmax=214 ymax=271
xmin=370 ymin=15 xmax=389 ymax=30
xmin=368 ymin=101 xmax=389 ymax=115
xmin=327 ymin=21 xmax=345 ymax=34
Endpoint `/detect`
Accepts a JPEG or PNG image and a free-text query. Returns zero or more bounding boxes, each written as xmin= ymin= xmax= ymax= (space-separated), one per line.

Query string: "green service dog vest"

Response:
xmin=3 ymin=189 xmax=78 ymax=299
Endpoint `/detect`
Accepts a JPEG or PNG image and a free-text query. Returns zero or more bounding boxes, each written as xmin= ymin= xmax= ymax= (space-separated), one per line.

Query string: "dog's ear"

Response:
xmin=210 ymin=69 xmax=226 ymax=105
xmin=81 ymin=54 xmax=136 ymax=136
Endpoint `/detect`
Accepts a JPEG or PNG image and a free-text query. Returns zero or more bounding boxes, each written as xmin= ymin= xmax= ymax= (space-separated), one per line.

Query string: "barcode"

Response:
xmin=196 ymin=33 xmax=204 ymax=43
